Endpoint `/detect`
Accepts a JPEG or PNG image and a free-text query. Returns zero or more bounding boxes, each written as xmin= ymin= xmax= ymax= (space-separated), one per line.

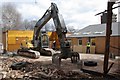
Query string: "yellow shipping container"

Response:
xmin=3 ymin=30 xmax=33 ymax=51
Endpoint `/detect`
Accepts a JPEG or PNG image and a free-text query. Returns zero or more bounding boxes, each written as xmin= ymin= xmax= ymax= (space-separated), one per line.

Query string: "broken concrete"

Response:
xmin=0 ymin=54 xmax=119 ymax=79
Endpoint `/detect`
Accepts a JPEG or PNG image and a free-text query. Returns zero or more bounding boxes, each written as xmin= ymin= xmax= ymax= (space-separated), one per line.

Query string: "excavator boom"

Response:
xmin=17 ymin=3 xmax=80 ymax=63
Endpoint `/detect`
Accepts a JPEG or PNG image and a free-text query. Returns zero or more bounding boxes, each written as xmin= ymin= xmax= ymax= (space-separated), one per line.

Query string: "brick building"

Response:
xmin=68 ymin=22 xmax=120 ymax=55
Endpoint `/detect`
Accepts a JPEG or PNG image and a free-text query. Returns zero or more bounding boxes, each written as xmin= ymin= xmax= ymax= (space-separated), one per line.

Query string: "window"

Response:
xmin=78 ymin=39 xmax=82 ymax=45
xmin=91 ymin=38 xmax=95 ymax=45
xmin=67 ymin=39 xmax=71 ymax=46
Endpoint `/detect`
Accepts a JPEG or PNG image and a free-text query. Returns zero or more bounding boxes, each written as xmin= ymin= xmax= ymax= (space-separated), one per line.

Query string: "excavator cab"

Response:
xmin=40 ymin=31 xmax=49 ymax=48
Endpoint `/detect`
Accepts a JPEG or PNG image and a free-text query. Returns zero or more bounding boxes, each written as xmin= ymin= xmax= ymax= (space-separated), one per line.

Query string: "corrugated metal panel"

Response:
xmin=8 ymin=37 xmax=16 ymax=44
xmin=7 ymin=30 xmax=33 ymax=51
xmin=8 ymin=30 xmax=33 ymax=38
xmin=8 ymin=44 xmax=20 ymax=51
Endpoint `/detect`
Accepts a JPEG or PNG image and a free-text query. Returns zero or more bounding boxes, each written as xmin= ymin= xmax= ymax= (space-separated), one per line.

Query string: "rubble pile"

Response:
xmin=20 ymin=61 xmax=90 ymax=79
xmin=0 ymin=55 xmax=120 ymax=80
xmin=0 ymin=56 xmax=91 ymax=79
xmin=0 ymin=57 xmax=26 ymax=79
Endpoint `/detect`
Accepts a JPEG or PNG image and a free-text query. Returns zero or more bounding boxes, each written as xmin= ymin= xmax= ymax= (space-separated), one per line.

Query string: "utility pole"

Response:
xmin=103 ymin=1 xmax=115 ymax=75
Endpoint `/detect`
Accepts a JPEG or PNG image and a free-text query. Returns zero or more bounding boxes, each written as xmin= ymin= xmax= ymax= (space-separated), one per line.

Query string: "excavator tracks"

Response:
xmin=17 ymin=49 xmax=40 ymax=59
xmin=17 ymin=48 xmax=53 ymax=59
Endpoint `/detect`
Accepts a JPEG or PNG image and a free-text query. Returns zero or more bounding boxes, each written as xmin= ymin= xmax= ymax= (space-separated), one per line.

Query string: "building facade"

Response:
xmin=68 ymin=22 xmax=120 ymax=55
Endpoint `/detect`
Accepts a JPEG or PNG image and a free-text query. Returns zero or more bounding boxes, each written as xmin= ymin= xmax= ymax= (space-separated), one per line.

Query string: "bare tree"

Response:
xmin=20 ymin=19 xmax=56 ymax=31
xmin=67 ymin=26 xmax=76 ymax=33
xmin=2 ymin=2 xmax=21 ymax=30
xmin=20 ymin=19 xmax=37 ymax=30
xmin=45 ymin=23 xmax=56 ymax=31
xmin=23 ymin=19 xmax=30 ymax=30
xmin=29 ymin=20 xmax=37 ymax=30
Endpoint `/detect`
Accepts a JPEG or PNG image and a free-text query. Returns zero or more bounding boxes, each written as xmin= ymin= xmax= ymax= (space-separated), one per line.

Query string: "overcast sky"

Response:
xmin=1 ymin=0 xmax=119 ymax=29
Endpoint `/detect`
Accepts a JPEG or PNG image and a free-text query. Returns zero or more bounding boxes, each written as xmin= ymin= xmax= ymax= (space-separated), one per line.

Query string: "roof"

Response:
xmin=68 ymin=22 xmax=120 ymax=38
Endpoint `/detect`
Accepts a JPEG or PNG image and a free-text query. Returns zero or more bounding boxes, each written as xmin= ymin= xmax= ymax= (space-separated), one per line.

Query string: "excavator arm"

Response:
xmin=33 ymin=3 xmax=79 ymax=64
xmin=33 ymin=3 xmax=67 ymax=49
xmin=33 ymin=8 xmax=52 ymax=48
xmin=33 ymin=3 xmax=80 ymax=63
xmin=33 ymin=3 xmax=70 ymax=57
xmin=18 ymin=3 xmax=80 ymax=63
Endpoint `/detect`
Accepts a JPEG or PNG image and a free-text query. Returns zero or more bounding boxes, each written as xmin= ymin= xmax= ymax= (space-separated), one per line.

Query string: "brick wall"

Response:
xmin=95 ymin=37 xmax=106 ymax=53
xmin=68 ymin=36 xmax=119 ymax=54
xmin=71 ymin=38 xmax=78 ymax=46
xmin=110 ymin=36 xmax=120 ymax=56
xmin=82 ymin=37 xmax=88 ymax=45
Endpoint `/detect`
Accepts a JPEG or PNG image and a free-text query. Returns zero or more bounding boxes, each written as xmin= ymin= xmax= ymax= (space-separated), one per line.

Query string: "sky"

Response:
xmin=0 ymin=0 xmax=119 ymax=30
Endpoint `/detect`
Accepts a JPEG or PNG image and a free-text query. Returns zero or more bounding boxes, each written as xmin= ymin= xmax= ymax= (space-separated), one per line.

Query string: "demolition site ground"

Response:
xmin=0 ymin=53 xmax=120 ymax=80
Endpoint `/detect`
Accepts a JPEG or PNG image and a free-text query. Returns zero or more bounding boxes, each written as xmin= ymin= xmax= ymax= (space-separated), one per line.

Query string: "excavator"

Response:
xmin=17 ymin=31 xmax=51 ymax=58
xmin=17 ymin=3 xmax=80 ymax=64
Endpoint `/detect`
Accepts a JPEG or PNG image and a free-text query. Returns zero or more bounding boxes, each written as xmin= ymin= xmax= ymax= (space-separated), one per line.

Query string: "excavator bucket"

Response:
xmin=52 ymin=53 xmax=62 ymax=67
xmin=52 ymin=52 xmax=80 ymax=67
xmin=71 ymin=52 xmax=80 ymax=63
